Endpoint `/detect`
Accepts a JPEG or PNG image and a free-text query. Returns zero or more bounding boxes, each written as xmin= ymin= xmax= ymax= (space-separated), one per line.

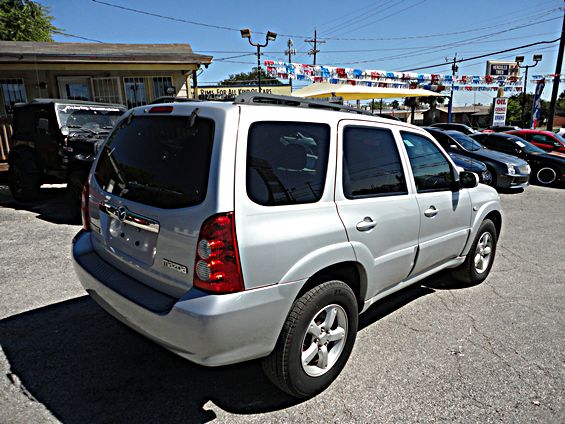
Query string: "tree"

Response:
xmin=390 ymin=100 xmax=400 ymax=109
xmin=557 ymin=90 xmax=565 ymax=111
xmin=506 ymin=93 xmax=549 ymax=127
xmin=219 ymin=68 xmax=282 ymax=86
xmin=0 ymin=0 xmax=58 ymax=41
xmin=419 ymin=96 xmax=445 ymax=108
xmin=404 ymin=97 xmax=420 ymax=124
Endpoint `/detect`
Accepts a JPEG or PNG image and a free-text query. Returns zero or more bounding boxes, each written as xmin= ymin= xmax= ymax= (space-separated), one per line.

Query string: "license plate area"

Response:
xmin=106 ymin=218 xmax=158 ymax=265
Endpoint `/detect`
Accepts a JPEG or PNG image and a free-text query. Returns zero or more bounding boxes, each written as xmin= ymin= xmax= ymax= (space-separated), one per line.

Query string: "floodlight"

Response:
xmin=533 ymin=54 xmax=543 ymax=62
xmin=267 ymin=31 xmax=277 ymax=41
xmin=240 ymin=28 xmax=251 ymax=39
xmin=515 ymin=56 xmax=524 ymax=64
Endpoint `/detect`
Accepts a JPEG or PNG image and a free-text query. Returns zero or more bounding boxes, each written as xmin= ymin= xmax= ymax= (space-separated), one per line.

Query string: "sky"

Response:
xmin=40 ymin=0 xmax=564 ymax=106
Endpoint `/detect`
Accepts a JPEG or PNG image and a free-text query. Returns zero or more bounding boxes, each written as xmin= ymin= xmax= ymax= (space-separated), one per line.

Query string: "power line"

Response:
xmin=53 ymin=31 xmax=104 ymax=43
xmin=400 ymin=38 xmax=560 ymax=72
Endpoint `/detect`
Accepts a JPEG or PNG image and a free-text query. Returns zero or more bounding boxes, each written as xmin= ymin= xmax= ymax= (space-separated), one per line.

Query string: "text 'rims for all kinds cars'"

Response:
xmin=301 ymin=304 xmax=348 ymax=377
xmin=474 ymin=232 xmax=493 ymax=274
xmin=536 ymin=167 xmax=557 ymax=185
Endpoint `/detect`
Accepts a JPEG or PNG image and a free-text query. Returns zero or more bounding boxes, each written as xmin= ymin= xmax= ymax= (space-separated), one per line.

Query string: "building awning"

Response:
xmin=291 ymin=82 xmax=444 ymax=100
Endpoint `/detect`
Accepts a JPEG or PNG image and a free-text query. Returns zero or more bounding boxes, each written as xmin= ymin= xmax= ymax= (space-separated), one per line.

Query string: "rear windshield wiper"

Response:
xmin=127 ymin=181 xmax=184 ymax=197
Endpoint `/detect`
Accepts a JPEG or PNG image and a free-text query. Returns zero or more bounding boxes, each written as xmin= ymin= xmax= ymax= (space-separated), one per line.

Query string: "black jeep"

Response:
xmin=8 ymin=99 xmax=126 ymax=211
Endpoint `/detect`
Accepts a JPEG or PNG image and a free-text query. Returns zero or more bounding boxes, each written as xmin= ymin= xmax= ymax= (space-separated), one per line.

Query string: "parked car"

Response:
xmin=8 ymin=99 xmax=126 ymax=212
xmin=430 ymin=122 xmax=479 ymax=134
xmin=73 ymin=93 xmax=503 ymax=398
xmin=556 ymin=128 xmax=565 ymax=137
xmin=448 ymin=152 xmax=493 ymax=186
xmin=424 ymin=127 xmax=530 ymax=189
xmin=471 ymin=132 xmax=565 ymax=186
xmin=482 ymin=125 xmax=521 ymax=133
xmin=506 ymin=129 xmax=565 ymax=154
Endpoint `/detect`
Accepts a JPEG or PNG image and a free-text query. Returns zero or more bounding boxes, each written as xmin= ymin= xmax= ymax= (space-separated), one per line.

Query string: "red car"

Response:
xmin=507 ymin=129 xmax=565 ymax=154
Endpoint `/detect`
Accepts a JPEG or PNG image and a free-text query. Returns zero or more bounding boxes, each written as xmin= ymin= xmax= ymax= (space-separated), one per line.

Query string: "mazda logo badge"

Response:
xmin=117 ymin=206 xmax=127 ymax=222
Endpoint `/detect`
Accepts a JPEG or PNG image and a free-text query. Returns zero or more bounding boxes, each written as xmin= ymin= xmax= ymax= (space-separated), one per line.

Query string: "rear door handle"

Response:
xmin=356 ymin=217 xmax=377 ymax=232
xmin=424 ymin=206 xmax=438 ymax=218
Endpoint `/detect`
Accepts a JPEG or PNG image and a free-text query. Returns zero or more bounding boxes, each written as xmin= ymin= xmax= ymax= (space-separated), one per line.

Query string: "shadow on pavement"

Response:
xmin=0 ymin=180 xmax=78 ymax=225
xmin=0 ymin=274 xmax=461 ymax=423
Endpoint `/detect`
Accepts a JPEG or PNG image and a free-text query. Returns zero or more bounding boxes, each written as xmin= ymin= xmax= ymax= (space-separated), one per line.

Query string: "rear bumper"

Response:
xmin=72 ymin=230 xmax=302 ymax=366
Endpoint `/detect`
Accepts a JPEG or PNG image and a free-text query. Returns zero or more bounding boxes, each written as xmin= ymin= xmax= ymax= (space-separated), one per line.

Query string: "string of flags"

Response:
xmin=264 ymin=61 xmax=563 ymax=92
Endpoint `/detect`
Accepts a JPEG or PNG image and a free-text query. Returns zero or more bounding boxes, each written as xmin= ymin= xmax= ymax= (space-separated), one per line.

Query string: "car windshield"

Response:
xmin=553 ymin=133 xmax=565 ymax=144
xmin=56 ymin=104 xmax=124 ymax=130
xmin=448 ymin=132 xmax=483 ymax=151
xmin=508 ymin=137 xmax=545 ymax=154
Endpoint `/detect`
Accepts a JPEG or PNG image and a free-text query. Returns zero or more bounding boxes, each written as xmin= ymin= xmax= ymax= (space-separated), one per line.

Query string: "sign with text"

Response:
xmin=486 ymin=61 xmax=520 ymax=77
xmin=492 ymin=97 xmax=508 ymax=127
xmin=195 ymin=84 xmax=291 ymax=100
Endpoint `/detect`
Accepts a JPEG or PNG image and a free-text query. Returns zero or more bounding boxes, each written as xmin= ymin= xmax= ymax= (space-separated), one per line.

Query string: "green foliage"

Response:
xmin=0 ymin=0 xmax=59 ymax=41
xmin=390 ymin=100 xmax=399 ymax=109
xmin=506 ymin=93 xmax=549 ymax=127
xmin=219 ymin=67 xmax=282 ymax=86
xmin=557 ymin=90 xmax=565 ymax=111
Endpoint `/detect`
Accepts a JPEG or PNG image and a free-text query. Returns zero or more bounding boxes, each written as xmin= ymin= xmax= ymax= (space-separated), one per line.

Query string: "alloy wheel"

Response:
xmin=301 ymin=304 xmax=348 ymax=377
xmin=474 ymin=232 xmax=493 ymax=274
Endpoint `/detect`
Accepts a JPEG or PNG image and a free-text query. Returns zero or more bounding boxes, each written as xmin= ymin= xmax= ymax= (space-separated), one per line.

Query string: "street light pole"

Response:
xmin=447 ymin=55 xmax=458 ymax=124
xmin=240 ymin=28 xmax=277 ymax=93
xmin=515 ymin=54 xmax=542 ymax=128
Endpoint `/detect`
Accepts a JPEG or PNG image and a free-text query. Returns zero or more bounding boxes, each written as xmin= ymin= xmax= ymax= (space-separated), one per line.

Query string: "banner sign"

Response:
xmin=492 ymin=97 xmax=508 ymax=127
xmin=530 ymin=79 xmax=545 ymax=129
xmin=195 ymin=84 xmax=291 ymax=100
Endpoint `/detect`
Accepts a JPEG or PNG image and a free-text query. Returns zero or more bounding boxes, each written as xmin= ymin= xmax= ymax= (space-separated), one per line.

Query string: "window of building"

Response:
xmin=401 ymin=131 xmax=454 ymax=192
xmin=246 ymin=121 xmax=330 ymax=206
xmin=124 ymin=77 xmax=147 ymax=108
xmin=1 ymin=78 xmax=27 ymax=115
xmin=92 ymin=77 xmax=123 ymax=104
xmin=343 ymin=126 xmax=407 ymax=198
xmin=57 ymin=77 xmax=93 ymax=101
xmin=152 ymin=76 xmax=174 ymax=98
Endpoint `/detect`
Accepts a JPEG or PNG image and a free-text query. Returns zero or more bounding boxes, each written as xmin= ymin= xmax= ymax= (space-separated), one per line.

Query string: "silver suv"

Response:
xmin=72 ymin=94 xmax=503 ymax=398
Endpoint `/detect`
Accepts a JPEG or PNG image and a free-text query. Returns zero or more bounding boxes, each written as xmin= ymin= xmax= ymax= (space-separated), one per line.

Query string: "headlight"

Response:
xmin=507 ymin=164 xmax=516 ymax=175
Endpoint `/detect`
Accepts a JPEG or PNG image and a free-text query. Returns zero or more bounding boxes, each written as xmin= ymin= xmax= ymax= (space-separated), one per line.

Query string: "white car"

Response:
xmin=73 ymin=93 xmax=503 ymax=398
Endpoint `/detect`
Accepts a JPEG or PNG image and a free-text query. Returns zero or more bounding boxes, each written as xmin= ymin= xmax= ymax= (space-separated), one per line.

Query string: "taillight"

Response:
xmin=81 ymin=180 xmax=90 ymax=231
xmin=193 ymin=212 xmax=244 ymax=294
xmin=148 ymin=105 xmax=173 ymax=113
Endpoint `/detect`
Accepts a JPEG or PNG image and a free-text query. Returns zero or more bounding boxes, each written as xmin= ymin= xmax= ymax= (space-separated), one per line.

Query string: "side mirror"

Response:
xmin=37 ymin=118 xmax=49 ymax=132
xmin=459 ymin=171 xmax=479 ymax=189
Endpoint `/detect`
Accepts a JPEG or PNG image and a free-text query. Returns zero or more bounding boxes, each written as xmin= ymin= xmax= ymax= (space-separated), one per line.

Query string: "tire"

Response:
xmin=452 ymin=219 xmax=497 ymax=285
xmin=66 ymin=171 xmax=87 ymax=223
xmin=535 ymin=167 xmax=558 ymax=186
xmin=262 ymin=280 xmax=358 ymax=398
xmin=8 ymin=157 xmax=40 ymax=202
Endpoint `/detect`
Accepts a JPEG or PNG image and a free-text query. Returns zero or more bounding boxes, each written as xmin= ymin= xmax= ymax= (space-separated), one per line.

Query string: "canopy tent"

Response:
xmin=290 ymin=82 xmax=444 ymax=100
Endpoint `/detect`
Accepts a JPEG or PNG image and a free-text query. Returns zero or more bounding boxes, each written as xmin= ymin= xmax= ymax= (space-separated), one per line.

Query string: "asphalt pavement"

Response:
xmin=0 ymin=181 xmax=563 ymax=424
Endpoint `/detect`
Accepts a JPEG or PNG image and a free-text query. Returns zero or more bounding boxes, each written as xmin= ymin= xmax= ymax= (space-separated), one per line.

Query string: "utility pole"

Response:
xmin=547 ymin=7 xmax=565 ymax=131
xmin=306 ymin=29 xmax=325 ymax=65
xmin=447 ymin=55 xmax=458 ymax=124
xmin=285 ymin=39 xmax=296 ymax=91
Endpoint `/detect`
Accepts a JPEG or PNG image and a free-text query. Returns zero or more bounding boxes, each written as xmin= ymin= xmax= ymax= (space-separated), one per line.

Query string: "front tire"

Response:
xmin=452 ymin=219 xmax=497 ymax=285
xmin=262 ymin=280 xmax=358 ymax=398
xmin=535 ymin=167 xmax=558 ymax=186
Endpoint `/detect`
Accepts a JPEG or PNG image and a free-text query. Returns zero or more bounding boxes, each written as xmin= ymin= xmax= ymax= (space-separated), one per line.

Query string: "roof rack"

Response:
xmin=233 ymin=92 xmax=375 ymax=117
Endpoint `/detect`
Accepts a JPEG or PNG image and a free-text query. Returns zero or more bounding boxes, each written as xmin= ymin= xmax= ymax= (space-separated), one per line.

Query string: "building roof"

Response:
xmin=436 ymin=105 xmax=490 ymax=115
xmin=0 ymin=41 xmax=213 ymax=65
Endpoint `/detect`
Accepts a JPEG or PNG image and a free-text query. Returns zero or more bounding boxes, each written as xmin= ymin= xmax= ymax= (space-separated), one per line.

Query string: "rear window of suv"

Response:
xmin=246 ymin=121 xmax=330 ymax=206
xmin=95 ymin=115 xmax=214 ymax=209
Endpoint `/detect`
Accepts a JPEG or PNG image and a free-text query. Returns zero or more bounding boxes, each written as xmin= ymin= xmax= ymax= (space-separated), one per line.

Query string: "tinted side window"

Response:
xmin=401 ymin=132 xmax=454 ymax=192
xmin=343 ymin=126 xmax=407 ymax=198
xmin=247 ymin=121 xmax=330 ymax=206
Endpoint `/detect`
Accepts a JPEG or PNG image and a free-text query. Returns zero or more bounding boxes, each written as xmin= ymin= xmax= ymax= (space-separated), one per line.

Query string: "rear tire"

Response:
xmin=452 ymin=219 xmax=497 ymax=285
xmin=262 ymin=280 xmax=358 ymax=398
xmin=8 ymin=157 xmax=40 ymax=202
